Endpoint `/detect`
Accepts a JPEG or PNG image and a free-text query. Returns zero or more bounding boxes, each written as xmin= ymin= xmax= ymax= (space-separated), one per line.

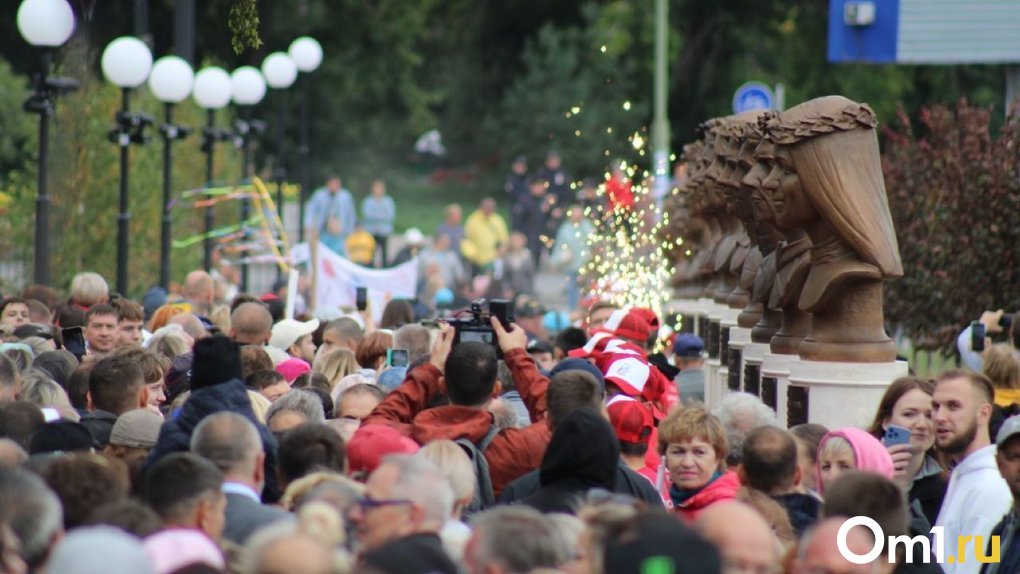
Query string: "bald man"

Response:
xmin=168 ymin=313 xmax=208 ymax=342
xmin=230 ymin=303 xmax=273 ymax=346
xmin=183 ymin=270 xmax=215 ymax=314
xmin=794 ymin=518 xmax=895 ymax=574
xmin=0 ymin=438 xmax=27 ymax=469
xmin=697 ymin=501 xmax=779 ymax=574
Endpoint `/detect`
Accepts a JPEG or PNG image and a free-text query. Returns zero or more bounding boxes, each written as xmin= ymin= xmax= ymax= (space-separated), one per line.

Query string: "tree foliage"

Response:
xmin=883 ymin=101 xmax=1020 ymax=350
xmin=484 ymin=3 xmax=649 ymax=176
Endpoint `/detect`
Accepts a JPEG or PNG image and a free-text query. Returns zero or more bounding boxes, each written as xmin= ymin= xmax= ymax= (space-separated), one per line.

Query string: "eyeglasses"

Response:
xmin=355 ymin=495 xmax=413 ymax=511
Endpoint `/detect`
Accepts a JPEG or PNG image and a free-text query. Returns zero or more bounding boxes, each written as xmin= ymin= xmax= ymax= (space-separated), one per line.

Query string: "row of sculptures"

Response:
xmin=667 ymin=95 xmax=903 ymax=364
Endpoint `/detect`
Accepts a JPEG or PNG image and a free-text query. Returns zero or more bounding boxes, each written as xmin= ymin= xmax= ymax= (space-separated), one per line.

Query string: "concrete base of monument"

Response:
xmin=704 ymin=358 xmax=724 ymax=409
xmin=786 ymin=359 xmax=908 ymax=429
xmin=742 ymin=342 xmax=769 ymax=400
xmin=761 ymin=352 xmax=797 ymax=426
xmin=667 ymin=299 xmax=706 ymax=335
xmin=728 ymin=327 xmax=752 ymax=392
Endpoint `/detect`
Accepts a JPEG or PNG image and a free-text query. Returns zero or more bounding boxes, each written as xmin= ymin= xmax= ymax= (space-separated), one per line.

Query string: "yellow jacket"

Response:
xmin=996 ymin=387 xmax=1020 ymax=407
xmin=345 ymin=230 xmax=376 ymax=265
xmin=463 ymin=210 xmax=508 ymax=267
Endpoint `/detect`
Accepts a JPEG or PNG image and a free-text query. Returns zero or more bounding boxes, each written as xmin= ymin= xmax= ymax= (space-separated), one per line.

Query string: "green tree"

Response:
xmin=485 ymin=3 xmax=649 ymax=177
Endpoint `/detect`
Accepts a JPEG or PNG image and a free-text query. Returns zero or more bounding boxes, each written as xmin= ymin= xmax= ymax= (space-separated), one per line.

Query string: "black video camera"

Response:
xmin=449 ymin=298 xmax=513 ymax=355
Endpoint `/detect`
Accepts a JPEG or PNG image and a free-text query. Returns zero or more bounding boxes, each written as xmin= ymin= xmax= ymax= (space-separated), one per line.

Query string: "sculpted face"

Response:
xmin=759 ymin=145 xmax=815 ymax=228
xmin=722 ymin=137 xmax=756 ymax=223
xmin=744 ymin=140 xmax=775 ymax=224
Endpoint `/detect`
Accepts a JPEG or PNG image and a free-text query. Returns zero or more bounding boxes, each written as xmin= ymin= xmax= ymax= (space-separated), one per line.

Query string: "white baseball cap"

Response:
xmin=269 ymin=318 xmax=320 ymax=351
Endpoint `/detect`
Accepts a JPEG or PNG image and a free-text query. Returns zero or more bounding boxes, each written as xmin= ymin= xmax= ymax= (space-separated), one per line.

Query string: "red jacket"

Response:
xmin=605 ymin=176 xmax=634 ymax=213
xmin=363 ymin=348 xmax=551 ymax=497
xmin=671 ymin=471 xmax=741 ymax=522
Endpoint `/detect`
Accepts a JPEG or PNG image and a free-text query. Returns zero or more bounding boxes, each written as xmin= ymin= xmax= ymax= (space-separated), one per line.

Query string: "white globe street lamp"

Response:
xmin=17 ymin=0 xmax=75 ymax=47
xmin=231 ymin=66 xmax=267 ymax=291
xmin=193 ymin=67 xmax=233 ymax=110
xmin=289 ymin=37 xmax=323 ymax=73
xmin=262 ymin=52 xmax=298 ymax=90
xmin=101 ymin=36 xmax=154 ymax=297
xmin=149 ymin=56 xmax=194 ymax=104
xmin=288 ymin=36 xmax=324 ymax=241
xmin=18 ymin=0 xmax=77 ymax=287
xmin=101 ymin=36 xmax=153 ymax=89
xmin=150 ymin=56 xmax=195 ymax=288
xmin=262 ymin=52 xmax=298 ymax=269
xmin=231 ymin=66 xmax=267 ymax=106
xmin=193 ymin=66 xmax=234 ymax=270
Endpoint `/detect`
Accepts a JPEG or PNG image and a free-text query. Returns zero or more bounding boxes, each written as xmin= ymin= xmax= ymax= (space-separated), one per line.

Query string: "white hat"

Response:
xmin=404 ymin=228 xmax=425 ymax=244
xmin=269 ymin=318 xmax=320 ymax=351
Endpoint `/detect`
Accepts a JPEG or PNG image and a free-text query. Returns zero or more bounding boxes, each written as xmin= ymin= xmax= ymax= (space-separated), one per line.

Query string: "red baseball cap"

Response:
xmin=631 ymin=308 xmax=660 ymax=331
xmin=346 ymin=424 xmax=420 ymax=477
xmin=607 ymin=397 xmax=653 ymax=444
xmin=600 ymin=309 xmax=652 ymax=343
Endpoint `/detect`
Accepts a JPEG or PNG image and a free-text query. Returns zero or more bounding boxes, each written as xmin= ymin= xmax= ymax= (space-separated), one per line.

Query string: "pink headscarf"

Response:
xmin=817 ymin=427 xmax=894 ymax=494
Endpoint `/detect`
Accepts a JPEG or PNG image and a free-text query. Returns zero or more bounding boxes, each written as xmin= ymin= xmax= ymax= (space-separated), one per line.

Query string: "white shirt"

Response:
xmin=935 ymin=444 xmax=1012 ymax=574
xmin=222 ymin=481 xmax=260 ymax=503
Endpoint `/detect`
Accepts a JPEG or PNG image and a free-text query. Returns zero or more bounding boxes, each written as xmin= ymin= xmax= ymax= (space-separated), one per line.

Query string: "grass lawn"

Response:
xmin=315 ymin=169 xmax=508 ymax=238
xmin=899 ymin=345 xmax=959 ymax=378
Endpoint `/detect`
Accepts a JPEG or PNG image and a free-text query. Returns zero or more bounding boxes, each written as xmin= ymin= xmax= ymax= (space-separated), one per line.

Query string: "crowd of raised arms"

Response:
xmin=0 ymin=269 xmax=1019 ymax=574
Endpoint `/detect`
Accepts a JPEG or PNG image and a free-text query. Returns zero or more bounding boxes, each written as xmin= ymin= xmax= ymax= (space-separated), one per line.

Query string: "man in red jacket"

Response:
xmin=362 ymin=319 xmax=550 ymax=497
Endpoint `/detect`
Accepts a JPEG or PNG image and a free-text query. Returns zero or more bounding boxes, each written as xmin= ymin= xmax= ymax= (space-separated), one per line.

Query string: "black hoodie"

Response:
xmin=522 ymin=408 xmax=620 ymax=514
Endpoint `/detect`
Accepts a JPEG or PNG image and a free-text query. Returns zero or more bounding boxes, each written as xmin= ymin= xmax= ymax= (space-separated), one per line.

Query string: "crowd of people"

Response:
xmin=0 ymin=268 xmax=1019 ymax=574
xmin=300 ymin=152 xmax=639 ymax=321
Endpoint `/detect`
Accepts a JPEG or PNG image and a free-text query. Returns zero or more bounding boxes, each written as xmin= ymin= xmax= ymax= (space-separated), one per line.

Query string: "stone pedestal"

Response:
xmin=667 ymin=299 xmax=704 ymax=335
xmin=728 ymin=326 xmax=752 ymax=392
xmin=786 ymin=359 xmax=908 ymax=429
xmin=761 ymin=352 xmax=796 ymax=425
xmin=704 ymin=305 xmax=728 ymax=409
xmin=742 ymin=342 xmax=769 ymax=400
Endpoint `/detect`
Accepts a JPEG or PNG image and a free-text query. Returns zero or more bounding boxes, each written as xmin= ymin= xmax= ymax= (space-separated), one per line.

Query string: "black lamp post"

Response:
xmin=288 ymin=36 xmax=323 ymax=242
xmin=149 ymin=56 xmax=195 ymax=288
xmin=230 ymin=66 xmax=267 ymax=294
xmin=261 ymin=51 xmax=298 ymax=279
xmin=17 ymin=0 xmax=78 ymax=287
xmin=192 ymin=66 xmax=233 ymax=271
xmin=102 ymin=36 xmax=154 ymax=297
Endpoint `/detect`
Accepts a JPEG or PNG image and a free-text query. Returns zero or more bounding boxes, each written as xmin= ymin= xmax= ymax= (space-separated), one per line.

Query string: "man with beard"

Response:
xmin=932 ymin=370 xmax=1011 ymax=574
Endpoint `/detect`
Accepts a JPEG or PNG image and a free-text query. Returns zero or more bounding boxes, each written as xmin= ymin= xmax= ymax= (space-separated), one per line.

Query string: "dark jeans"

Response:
xmin=372 ymin=234 xmax=389 ymax=267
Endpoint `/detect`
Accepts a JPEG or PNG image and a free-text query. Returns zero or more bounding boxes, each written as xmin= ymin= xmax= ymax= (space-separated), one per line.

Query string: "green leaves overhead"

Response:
xmin=229 ymin=0 xmax=263 ymax=54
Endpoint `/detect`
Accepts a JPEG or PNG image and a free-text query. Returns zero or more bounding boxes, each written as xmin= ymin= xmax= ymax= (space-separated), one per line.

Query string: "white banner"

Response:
xmin=291 ymin=242 xmax=418 ymax=322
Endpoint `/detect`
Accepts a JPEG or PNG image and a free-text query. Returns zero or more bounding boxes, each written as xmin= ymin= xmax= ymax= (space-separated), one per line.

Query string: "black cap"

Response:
xmin=603 ymin=512 xmax=722 ymax=574
xmin=190 ymin=336 xmax=242 ymax=390
xmin=30 ymin=421 xmax=94 ymax=455
xmin=516 ymin=299 xmax=545 ymax=318
xmin=526 ymin=339 xmax=555 ymax=355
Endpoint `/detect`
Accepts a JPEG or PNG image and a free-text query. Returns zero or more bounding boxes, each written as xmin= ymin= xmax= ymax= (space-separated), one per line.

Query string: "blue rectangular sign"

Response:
xmin=828 ymin=0 xmax=900 ymax=63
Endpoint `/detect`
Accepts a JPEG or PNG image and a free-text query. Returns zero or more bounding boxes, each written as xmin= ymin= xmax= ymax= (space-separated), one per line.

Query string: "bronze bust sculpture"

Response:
xmin=759 ymin=96 xmax=902 ymax=363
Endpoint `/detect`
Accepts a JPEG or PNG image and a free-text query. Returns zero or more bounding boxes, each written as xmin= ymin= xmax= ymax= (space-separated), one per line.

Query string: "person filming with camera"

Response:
xmin=361 ymin=313 xmax=551 ymax=500
xmin=957 ymin=309 xmax=1020 ymax=372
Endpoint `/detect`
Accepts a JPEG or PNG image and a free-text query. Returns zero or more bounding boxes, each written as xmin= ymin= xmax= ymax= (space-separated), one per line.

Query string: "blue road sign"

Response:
xmin=732 ymin=82 xmax=775 ymax=114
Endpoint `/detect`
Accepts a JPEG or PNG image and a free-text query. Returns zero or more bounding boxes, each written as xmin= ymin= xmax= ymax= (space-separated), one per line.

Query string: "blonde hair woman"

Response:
xmin=983 ymin=343 xmax=1020 ymax=406
xmin=419 ymin=440 xmax=477 ymax=561
xmin=313 ymin=348 xmax=359 ymax=391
